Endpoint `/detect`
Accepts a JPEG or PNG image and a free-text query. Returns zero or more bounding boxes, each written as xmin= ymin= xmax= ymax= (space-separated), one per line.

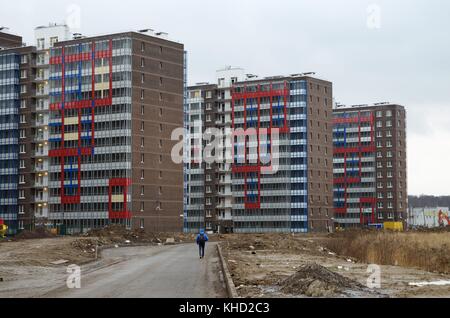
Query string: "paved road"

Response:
xmin=45 ymin=243 xmax=226 ymax=298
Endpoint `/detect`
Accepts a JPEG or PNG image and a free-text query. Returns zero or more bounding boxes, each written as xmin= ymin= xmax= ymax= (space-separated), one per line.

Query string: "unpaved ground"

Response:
xmin=220 ymin=234 xmax=450 ymax=298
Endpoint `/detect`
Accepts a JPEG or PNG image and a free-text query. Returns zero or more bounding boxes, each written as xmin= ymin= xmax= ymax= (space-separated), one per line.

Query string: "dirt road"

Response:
xmin=1 ymin=243 xmax=226 ymax=298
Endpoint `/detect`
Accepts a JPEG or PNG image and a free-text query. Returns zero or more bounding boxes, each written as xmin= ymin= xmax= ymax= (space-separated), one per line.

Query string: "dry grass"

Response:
xmin=323 ymin=231 xmax=450 ymax=274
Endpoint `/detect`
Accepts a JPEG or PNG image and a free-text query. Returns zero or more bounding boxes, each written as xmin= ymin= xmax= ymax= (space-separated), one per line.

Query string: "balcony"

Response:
xmin=32 ymin=149 xmax=49 ymax=158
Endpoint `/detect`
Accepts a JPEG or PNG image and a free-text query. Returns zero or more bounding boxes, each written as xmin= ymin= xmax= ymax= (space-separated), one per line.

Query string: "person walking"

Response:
xmin=196 ymin=229 xmax=209 ymax=259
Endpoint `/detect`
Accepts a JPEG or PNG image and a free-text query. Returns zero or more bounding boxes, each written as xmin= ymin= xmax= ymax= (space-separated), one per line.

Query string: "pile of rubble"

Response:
xmin=13 ymin=227 xmax=56 ymax=240
xmin=279 ymin=263 xmax=376 ymax=298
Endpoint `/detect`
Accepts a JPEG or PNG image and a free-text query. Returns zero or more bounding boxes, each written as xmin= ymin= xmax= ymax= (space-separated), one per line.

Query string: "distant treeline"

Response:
xmin=409 ymin=195 xmax=450 ymax=208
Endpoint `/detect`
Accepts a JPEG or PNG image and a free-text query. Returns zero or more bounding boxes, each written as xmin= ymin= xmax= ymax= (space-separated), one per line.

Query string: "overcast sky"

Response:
xmin=2 ymin=0 xmax=450 ymax=195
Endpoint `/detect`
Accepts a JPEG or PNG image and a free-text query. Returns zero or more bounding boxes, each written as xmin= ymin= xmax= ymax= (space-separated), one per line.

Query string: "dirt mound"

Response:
xmin=14 ymin=227 xmax=56 ymax=240
xmin=279 ymin=263 xmax=366 ymax=297
xmin=85 ymin=225 xmax=198 ymax=244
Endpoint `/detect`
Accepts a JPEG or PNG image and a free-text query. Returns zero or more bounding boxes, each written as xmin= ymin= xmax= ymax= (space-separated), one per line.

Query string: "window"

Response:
xmin=387 ymin=151 xmax=393 ymax=158
xmin=141 ymin=186 xmax=145 ymax=196
xmin=141 ymin=170 xmax=145 ymax=180
xmin=140 ymin=219 xmax=145 ymax=229
xmin=386 ymin=110 xmax=392 ymax=117
xmin=140 ymin=202 xmax=145 ymax=212
xmin=21 ymin=85 xmax=27 ymax=94
xmin=159 ymin=62 xmax=163 ymax=69
xmin=19 ymin=175 xmax=25 ymax=184
xmin=376 ymin=111 xmax=382 ymax=118
xmin=159 ymin=77 xmax=163 ymax=86
xmin=141 ymin=90 xmax=144 ymax=100
xmin=376 ymin=131 xmax=382 ymax=138
xmin=376 ymin=121 xmax=382 ymax=128
xmin=20 ymin=129 xmax=26 ymax=139
xmin=50 ymin=36 xmax=59 ymax=46
xmin=19 ymin=190 xmax=25 ymax=199
xmin=141 ymin=105 xmax=144 ymax=115
xmin=20 ymin=100 xmax=27 ymax=109
xmin=19 ymin=205 xmax=25 ymax=215
xmin=21 ymin=55 xmax=28 ymax=64
xmin=141 ymin=121 xmax=145 ymax=132
xmin=386 ymin=130 xmax=392 ymax=137
xmin=159 ymin=140 xmax=163 ymax=148
xmin=20 ymin=144 xmax=26 ymax=154
xmin=159 ymin=124 xmax=163 ymax=132
xmin=159 ymin=171 xmax=162 ymax=179
xmin=159 ymin=108 xmax=163 ymax=117
xmin=159 ymin=187 xmax=162 ymax=195
xmin=37 ymin=38 xmax=45 ymax=50
xmin=386 ymin=120 xmax=392 ymax=127
xmin=141 ymin=58 xmax=145 ymax=67
xmin=20 ymin=160 xmax=25 ymax=169
xmin=386 ymin=140 xmax=392 ymax=148
xmin=141 ymin=154 xmax=145 ymax=164
xmin=141 ymin=137 xmax=145 ymax=148
xmin=141 ymin=73 xmax=145 ymax=83
xmin=20 ymin=70 xmax=27 ymax=79
xmin=141 ymin=42 xmax=145 ymax=52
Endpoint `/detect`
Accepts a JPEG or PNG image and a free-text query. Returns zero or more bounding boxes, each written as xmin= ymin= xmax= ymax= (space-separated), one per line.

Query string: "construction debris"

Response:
xmin=50 ymin=259 xmax=69 ymax=265
xmin=279 ymin=263 xmax=368 ymax=297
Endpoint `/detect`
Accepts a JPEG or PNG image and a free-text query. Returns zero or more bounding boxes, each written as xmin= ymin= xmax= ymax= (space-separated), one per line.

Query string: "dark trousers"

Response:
xmin=198 ymin=242 xmax=205 ymax=257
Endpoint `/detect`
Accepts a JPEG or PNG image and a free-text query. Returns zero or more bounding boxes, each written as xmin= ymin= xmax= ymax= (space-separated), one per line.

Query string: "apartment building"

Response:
xmin=185 ymin=67 xmax=244 ymax=233
xmin=0 ymin=31 xmax=37 ymax=234
xmin=47 ymin=30 xmax=185 ymax=234
xmin=333 ymin=103 xmax=407 ymax=228
xmin=185 ymin=70 xmax=334 ymax=234
xmin=32 ymin=24 xmax=72 ymax=224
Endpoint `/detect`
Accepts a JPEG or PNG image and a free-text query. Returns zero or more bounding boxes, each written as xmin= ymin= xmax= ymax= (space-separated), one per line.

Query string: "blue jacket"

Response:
xmin=196 ymin=231 xmax=209 ymax=245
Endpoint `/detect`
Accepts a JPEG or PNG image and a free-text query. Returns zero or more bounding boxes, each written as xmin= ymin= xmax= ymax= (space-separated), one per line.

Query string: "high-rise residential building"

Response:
xmin=47 ymin=30 xmax=185 ymax=234
xmin=185 ymin=67 xmax=244 ymax=233
xmin=185 ymin=70 xmax=334 ymax=234
xmin=0 ymin=31 xmax=37 ymax=234
xmin=32 ymin=23 xmax=72 ymax=224
xmin=333 ymin=103 xmax=407 ymax=228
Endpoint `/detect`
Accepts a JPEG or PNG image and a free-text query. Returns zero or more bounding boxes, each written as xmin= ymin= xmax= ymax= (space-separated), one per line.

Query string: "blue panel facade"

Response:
xmin=288 ymin=80 xmax=308 ymax=233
